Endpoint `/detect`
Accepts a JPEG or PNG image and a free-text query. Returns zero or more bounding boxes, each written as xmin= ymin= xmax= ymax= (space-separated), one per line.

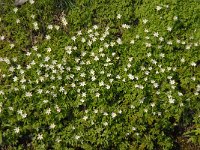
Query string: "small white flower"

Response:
xmin=153 ymin=32 xmax=159 ymax=37
xmin=45 ymin=35 xmax=51 ymax=40
xmin=13 ymin=8 xmax=18 ymax=13
xmin=191 ymin=62 xmax=196 ymax=67
xmin=37 ymin=134 xmax=43 ymax=140
xmin=103 ymin=122 xmax=108 ymax=126
xmin=96 ymin=93 xmax=100 ymax=98
xmin=173 ymin=16 xmax=178 ymax=21
xmin=167 ymin=27 xmax=172 ymax=32
xmin=116 ymin=38 xmax=122 ymax=44
xmin=25 ymin=92 xmax=32 ymax=97
xmin=54 ymin=25 xmax=60 ymax=30
xmin=14 ymin=127 xmax=20 ymax=133
xmin=117 ymin=14 xmax=122 ymax=19
xmin=75 ymin=135 xmax=80 ymax=140
xmin=47 ymin=25 xmax=53 ymax=30
xmin=50 ymin=123 xmax=56 ymax=129
xmin=45 ymin=108 xmax=51 ymax=115
xmin=156 ymin=6 xmax=162 ymax=11
xmin=132 ymin=127 xmax=136 ymax=131
xmin=142 ymin=19 xmax=148 ymax=24
xmin=111 ymin=112 xmax=117 ymax=118
xmin=29 ymin=0 xmax=35 ymax=4
xmin=16 ymin=19 xmax=20 ymax=24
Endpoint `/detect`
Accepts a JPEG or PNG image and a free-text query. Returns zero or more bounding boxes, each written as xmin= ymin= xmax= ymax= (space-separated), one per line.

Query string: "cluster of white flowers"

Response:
xmin=0 ymin=6 xmax=199 ymax=145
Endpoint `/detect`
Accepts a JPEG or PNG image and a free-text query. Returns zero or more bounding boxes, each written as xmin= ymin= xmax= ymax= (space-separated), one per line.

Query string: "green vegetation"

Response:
xmin=0 ymin=0 xmax=200 ymax=149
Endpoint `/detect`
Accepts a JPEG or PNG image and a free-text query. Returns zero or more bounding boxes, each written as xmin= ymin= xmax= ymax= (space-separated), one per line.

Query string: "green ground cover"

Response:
xmin=0 ymin=0 xmax=200 ymax=149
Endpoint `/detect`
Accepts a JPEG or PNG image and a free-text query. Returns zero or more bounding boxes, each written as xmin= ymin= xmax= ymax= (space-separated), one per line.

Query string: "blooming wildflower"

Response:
xmin=117 ymin=14 xmax=122 ymax=19
xmin=128 ymin=74 xmax=134 ymax=80
xmin=22 ymin=113 xmax=27 ymax=118
xmin=122 ymin=24 xmax=130 ymax=29
xmin=45 ymin=108 xmax=51 ymax=115
xmin=151 ymin=103 xmax=155 ymax=107
xmin=111 ymin=112 xmax=117 ymax=118
xmin=153 ymin=32 xmax=159 ymax=37
xmin=13 ymin=8 xmax=18 ymax=13
xmin=103 ymin=122 xmax=108 ymax=126
xmin=96 ymin=93 xmax=100 ymax=98
xmin=130 ymin=40 xmax=135 ymax=44
xmin=16 ymin=19 xmax=20 ymax=24
xmin=142 ymin=19 xmax=148 ymax=24
xmin=25 ymin=92 xmax=32 ymax=97
xmin=61 ymin=17 xmax=68 ymax=26
xmin=83 ymin=116 xmax=88 ymax=120
xmin=13 ymin=76 xmax=18 ymax=82
xmin=80 ymin=81 xmax=86 ymax=87
xmin=31 ymin=14 xmax=35 ymax=19
xmin=116 ymin=38 xmax=122 ymax=44
xmin=156 ymin=6 xmax=162 ymax=11
xmin=14 ymin=127 xmax=20 ymax=133
xmin=75 ymin=135 xmax=80 ymax=140
xmin=0 ymin=36 xmax=5 ymax=41
xmin=173 ymin=16 xmax=178 ymax=21
xmin=47 ymin=25 xmax=53 ymax=30
xmin=50 ymin=123 xmax=56 ymax=129
xmin=37 ymin=134 xmax=43 ymax=140
xmin=45 ymin=35 xmax=51 ymax=40
xmin=167 ymin=27 xmax=172 ymax=32
xmin=93 ymin=25 xmax=98 ymax=30
xmin=191 ymin=62 xmax=196 ymax=67
xmin=132 ymin=127 xmax=136 ymax=131
xmin=29 ymin=0 xmax=34 ymax=4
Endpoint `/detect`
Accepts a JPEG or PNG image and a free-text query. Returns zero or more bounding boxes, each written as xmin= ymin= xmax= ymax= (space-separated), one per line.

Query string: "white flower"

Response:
xmin=47 ymin=25 xmax=53 ymax=30
xmin=80 ymin=81 xmax=86 ymax=87
xmin=71 ymin=36 xmax=76 ymax=41
xmin=83 ymin=116 xmax=88 ymax=120
xmin=14 ymin=127 xmax=20 ymax=133
xmin=54 ymin=25 xmax=60 ymax=30
xmin=93 ymin=25 xmax=98 ymax=30
xmin=45 ymin=108 xmax=51 ymax=115
xmin=142 ymin=19 xmax=148 ymax=24
xmin=191 ymin=62 xmax=196 ymax=67
xmin=22 ymin=113 xmax=27 ymax=118
xmin=173 ymin=16 xmax=178 ymax=21
xmin=132 ymin=127 xmax=136 ymax=131
xmin=153 ymin=32 xmax=159 ymax=37
xmin=116 ymin=38 xmax=122 ymax=44
xmin=156 ymin=6 xmax=162 ymax=11
xmin=25 ymin=92 xmax=32 ymax=97
xmin=170 ymin=80 xmax=175 ymax=85
xmin=130 ymin=40 xmax=135 ymax=44
xmin=13 ymin=8 xmax=18 ymax=13
xmin=169 ymin=98 xmax=175 ymax=104
xmin=128 ymin=74 xmax=134 ymax=80
xmin=167 ymin=27 xmax=172 ymax=32
xmin=45 ymin=35 xmax=51 ymax=40
xmin=61 ymin=17 xmax=68 ymax=26
xmin=37 ymin=134 xmax=43 ymax=140
xmin=111 ymin=112 xmax=117 ymax=118
xmin=29 ymin=0 xmax=35 ymax=4
xmin=151 ymin=103 xmax=155 ymax=107
xmin=16 ymin=19 xmax=20 ymax=24
xmin=145 ymin=43 xmax=151 ymax=48
xmin=122 ymin=24 xmax=130 ymax=29
xmin=96 ymin=93 xmax=100 ymax=98
xmin=117 ymin=14 xmax=122 ymax=19
xmin=0 ymin=36 xmax=5 ymax=41
xmin=50 ymin=123 xmax=56 ymax=129
xmin=31 ymin=14 xmax=35 ymax=19
xmin=103 ymin=122 xmax=108 ymax=126
xmin=75 ymin=135 xmax=80 ymax=140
